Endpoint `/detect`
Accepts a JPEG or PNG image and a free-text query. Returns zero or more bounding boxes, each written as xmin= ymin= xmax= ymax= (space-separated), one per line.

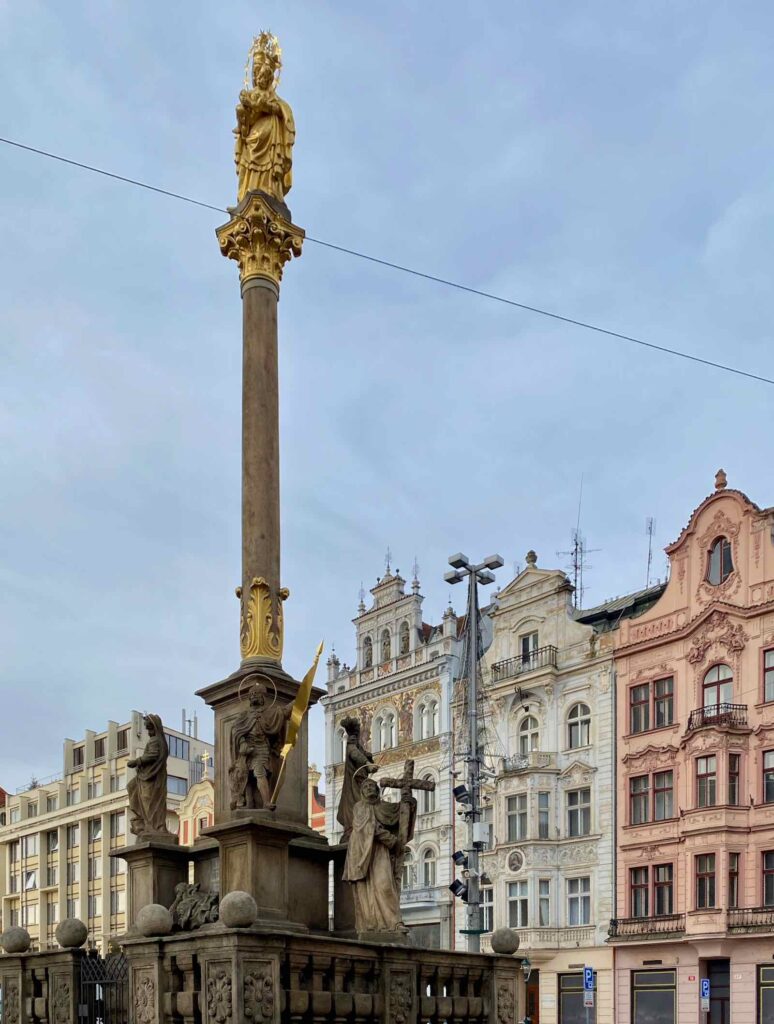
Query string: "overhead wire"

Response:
xmin=1 ymin=135 xmax=773 ymax=387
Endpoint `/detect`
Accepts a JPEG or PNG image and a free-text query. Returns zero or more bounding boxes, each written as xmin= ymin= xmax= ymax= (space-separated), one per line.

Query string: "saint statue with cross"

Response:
xmin=342 ymin=759 xmax=435 ymax=936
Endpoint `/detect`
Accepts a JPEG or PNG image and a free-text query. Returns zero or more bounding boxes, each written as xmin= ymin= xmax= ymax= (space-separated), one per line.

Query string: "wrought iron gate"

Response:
xmin=78 ymin=951 xmax=128 ymax=1024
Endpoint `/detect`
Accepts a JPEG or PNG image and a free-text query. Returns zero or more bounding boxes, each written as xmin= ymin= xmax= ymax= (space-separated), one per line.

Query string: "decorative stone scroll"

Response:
xmin=236 ymin=576 xmax=289 ymax=662
xmin=217 ymin=194 xmax=304 ymax=288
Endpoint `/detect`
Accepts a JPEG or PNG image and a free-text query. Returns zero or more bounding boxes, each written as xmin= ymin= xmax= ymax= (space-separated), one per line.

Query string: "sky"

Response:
xmin=1 ymin=2 xmax=773 ymax=793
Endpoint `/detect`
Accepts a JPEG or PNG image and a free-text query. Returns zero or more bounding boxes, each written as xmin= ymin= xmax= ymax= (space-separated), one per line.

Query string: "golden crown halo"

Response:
xmin=244 ymin=31 xmax=283 ymax=87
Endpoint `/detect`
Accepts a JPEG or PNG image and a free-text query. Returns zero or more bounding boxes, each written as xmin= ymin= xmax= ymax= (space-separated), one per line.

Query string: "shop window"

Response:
xmin=632 ymin=970 xmax=676 ymax=1024
xmin=559 ymin=973 xmax=597 ymax=1024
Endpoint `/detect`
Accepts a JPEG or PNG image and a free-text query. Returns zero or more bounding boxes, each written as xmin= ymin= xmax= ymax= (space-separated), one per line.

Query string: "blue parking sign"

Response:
xmin=701 ymin=979 xmax=710 ymax=999
xmin=584 ymin=967 xmax=594 ymax=992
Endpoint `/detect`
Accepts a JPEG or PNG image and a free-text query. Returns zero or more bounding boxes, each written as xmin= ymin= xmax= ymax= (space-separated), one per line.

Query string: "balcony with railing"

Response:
xmin=502 ymin=751 xmax=557 ymax=774
xmin=687 ymin=703 xmax=748 ymax=731
xmin=608 ymin=914 xmax=685 ymax=940
xmin=491 ymin=645 xmax=558 ymax=683
xmin=728 ymin=907 xmax=774 ymax=933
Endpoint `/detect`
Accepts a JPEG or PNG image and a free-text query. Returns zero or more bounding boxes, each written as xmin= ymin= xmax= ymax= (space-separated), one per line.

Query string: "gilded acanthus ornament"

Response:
xmin=236 ymin=576 xmax=289 ymax=661
xmin=217 ymin=192 xmax=304 ymax=287
xmin=234 ymin=32 xmax=295 ymax=203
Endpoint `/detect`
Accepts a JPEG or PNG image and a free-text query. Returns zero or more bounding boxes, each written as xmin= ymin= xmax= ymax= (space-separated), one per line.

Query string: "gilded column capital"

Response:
xmin=236 ymin=576 xmax=290 ymax=662
xmin=217 ymin=190 xmax=304 ymax=288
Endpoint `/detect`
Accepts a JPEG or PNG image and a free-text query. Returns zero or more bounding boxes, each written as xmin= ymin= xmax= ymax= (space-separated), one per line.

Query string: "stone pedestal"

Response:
xmin=114 ymin=839 xmax=189 ymax=925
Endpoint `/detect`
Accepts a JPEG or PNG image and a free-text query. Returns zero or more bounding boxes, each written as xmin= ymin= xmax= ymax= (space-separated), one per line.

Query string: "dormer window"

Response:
xmin=707 ymin=537 xmax=733 ymax=586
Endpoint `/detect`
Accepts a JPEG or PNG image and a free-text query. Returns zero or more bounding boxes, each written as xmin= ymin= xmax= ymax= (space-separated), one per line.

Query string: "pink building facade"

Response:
xmin=611 ymin=472 xmax=774 ymax=1024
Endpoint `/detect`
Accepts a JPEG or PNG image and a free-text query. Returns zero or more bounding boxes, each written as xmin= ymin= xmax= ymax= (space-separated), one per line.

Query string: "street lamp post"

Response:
xmin=444 ymin=551 xmax=503 ymax=953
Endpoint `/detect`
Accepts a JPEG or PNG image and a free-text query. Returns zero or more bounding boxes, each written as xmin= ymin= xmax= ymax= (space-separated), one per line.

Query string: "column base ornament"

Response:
xmin=237 ymin=576 xmax=289 ymax=662
xmin=217 ymin=190 xmax=304 ymax=288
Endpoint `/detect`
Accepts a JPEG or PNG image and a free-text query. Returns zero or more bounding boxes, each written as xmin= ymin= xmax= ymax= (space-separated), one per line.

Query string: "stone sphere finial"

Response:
xmin=135 ymin=905 xmax=173 ymax=937
xmin=55 ymin=919 xmax=88 ymax=949
xmin=715 ymin=468 xmax=727 ymax=491
xmin=220 ymin=891 xmax=258 ymax=928
xmin=525 ymin=550 xmax=538 ymax=567
xmin=1 ymin=926 xmax=31 ymax=953
xmin=490 ymin=927 xmax=520 ymax=955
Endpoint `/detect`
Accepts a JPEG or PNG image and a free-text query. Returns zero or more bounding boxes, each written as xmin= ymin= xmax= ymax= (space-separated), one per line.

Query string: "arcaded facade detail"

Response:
xmin=612 ymin=473 xmax=774 ymax=1024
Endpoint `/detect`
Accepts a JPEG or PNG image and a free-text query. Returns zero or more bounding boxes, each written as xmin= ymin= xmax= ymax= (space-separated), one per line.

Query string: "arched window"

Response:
xmin=399 ymin=620 xmax=410 ymax=655
xmin=519 ymin=716 xmax=540 ymax=755
xmin=422 ymin=848 xmax=437 ymax=887
xmin=376 ymin=710 xmax=396 ymax=750
xmin=401 ymin=850 xmax=414 ymax=890
xmin=363 ymin=636 xmax=373 ymax=668
xmin=381 ymin=629 xmax=392 ymax=663
xmin=707 ymin=537 xmax=733 ymax=585
xmin=419 ymin=698 xmax=440 ymax=739
xmin=421 ymin=774 xmax=436 ymax=814
xmin=703 ymin=664 xmax=733 ymax=709
xmin=567 ymin=704 xmax=591 ymax=749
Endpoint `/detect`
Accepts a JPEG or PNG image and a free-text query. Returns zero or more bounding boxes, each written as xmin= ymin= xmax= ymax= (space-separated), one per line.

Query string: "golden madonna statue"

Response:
xmin=234 ymin=32 xmax=295 ymax=203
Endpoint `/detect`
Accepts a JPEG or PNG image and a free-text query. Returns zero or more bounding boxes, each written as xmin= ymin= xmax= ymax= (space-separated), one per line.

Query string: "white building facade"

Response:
xmin=322 ymin=567 xmax=464 ymax=948
xmin=477 ymin=551 xmax=662 ymax=1024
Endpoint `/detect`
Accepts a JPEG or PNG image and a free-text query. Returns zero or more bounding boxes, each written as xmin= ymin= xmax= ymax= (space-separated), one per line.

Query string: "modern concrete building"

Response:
xmin=610 ymin=471 xmax=774 ymax=1024
xmin=478 ymin=550 xmax=662 ymax=1024
xmin=0 ymin=712 xmax=212 ymax=951
xmin=322 ymin=564 xmax=473 ymax=948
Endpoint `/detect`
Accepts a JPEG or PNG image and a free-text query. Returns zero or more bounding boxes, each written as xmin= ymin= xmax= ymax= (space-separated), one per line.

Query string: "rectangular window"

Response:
xmin=27 ymin=801 xmax=38 ymax=818
xmin=764 ymin=752 xmax=774 ymax=804
xmin=696 ymin=853 xmax=716 ymax=909
xmin=654 ymin=771 xmax=674 ymax=821
xmin=764 ymin=852 xmax=774 ymax=908
xmin=22 ymin=903 xmax=38 ymax=926
xmin=87 ymin=894 xmax=102 ymax=919
xmin=538 ymin=792 xmax=550 ymax=839
xmin=567 ymin=788 xmax=591 ymax=837
xmin=630 ymin=775 xmax=649 ymax=825
xmin=110 ymin=811 xmax=126 ymax=839
xmin=117 ymin=728 xmax=130 ymax=753
xmin=72 ymin=746 xmax=84 ymax=768
xmin=167 ymin=775 xmax=188 ymax=797
xmin=46 ymin=795 xmax=58 ymax=813
xmin=88 ymin=817 xmax=102 ymax=843
xmin=88 ymin=856 xmax=102 ymax=881
xmin=559 ymin=973 xmax=597 ymax=1024
xmin=164 ymin=734 xmax=191 ymax=761
xmin=9 ymin=874 xmax=19 ymax=893
xmin=9 ymin=841 xmax=20 ymax=863
xmin=507 ymin=794 xmax=528 ymax=842
xmin=87 ymin=778 xmax=103 ymax=800
xmin=697 ymin=755 xmax=717 ymax=807
xmin=758 ymin=966 xmax=774 ymax=1024
xmin=508 ymin=880 xmax=529 ymax=928
xmin=46 ymin=830 xmax=59 ymax=853
xmin=23 ymin=869 xmax=38 ymax=891
xmin=654 ymin=677 xmax=674 ymax=727
xmin=110 ymin=888 xmax=126 ymax=915
xmin=66 ymin=861 xmax=77 ymax=885
xmin=630 ymin=683 xmax=650 ymax=734
xmin=46 ymin=896 xmax=59 ymax=925
xmin=66 ymin=787 xmax=80 ymax=806
xmin=729 ymin=852 xmax=740 ymax=908
xmin=765 ymin=650 xmax=774 ymax=703
xmin=728 ymin=753 xmax=740 ymax=805
xmin=110 ymin=857 xmax=126 ymax=878
xmin=632 ymin=970 xmax=677 ymax=1024
xmin=93 ymin=737 xmax=106 ymax=760
xmin=10 ymin=807 xmax=20 ymax=824
xmin=631 ymin=866 xmax=649 ymax=917
xmin=110 ymin=773 xmax=126 ymax=793
xmin=47 ymin=865 xmax=58 ymax=887
xmin=538 ymin=879 xmax=550 ymax=926
xmin=22 ymin=834 xmax=38 ymax=857
xmin=654 ymin=864 xmax=673 ymax=916
xmin=66 ymin=897 xmax=80 ymax=919
xmin=567 ymin=876 xmax=590 ymax=925
xmin=520 ymin=632 xmax=539 ymax=664
xmin=9 ymin=906 xmax=19 ymax=927
xmin=67 ymin=824 xmax=79 ymax=849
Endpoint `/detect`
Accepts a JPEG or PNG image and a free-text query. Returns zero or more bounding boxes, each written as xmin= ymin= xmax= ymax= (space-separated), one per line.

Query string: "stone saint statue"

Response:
xmin=336 ymin=717 xmax=377 ymax=842
xmin=342 ymin=777 xmax=417 ymax=936
xmin=229 ymin=681 xmax=293 ymax=811
xmin=234 ymin=32 xmax=295 ymax=203
xmin=127 ymin=714 xmax=171 ymax=839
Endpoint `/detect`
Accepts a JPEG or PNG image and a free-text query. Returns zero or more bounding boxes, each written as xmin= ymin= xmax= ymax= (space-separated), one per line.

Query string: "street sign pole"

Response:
xmin=700 ymin=978 xmax=710 ymax=1015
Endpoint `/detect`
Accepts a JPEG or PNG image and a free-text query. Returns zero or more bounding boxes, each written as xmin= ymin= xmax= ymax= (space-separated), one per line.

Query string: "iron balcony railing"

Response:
xmin=728 ymin=907 xmax=774 ymax=932
xmin=491 ymin=645 xmax=558 ymax=683
xmin=608 ymin=914 xmax=685 ymax=939
xmin=687 ymin=703 xmax=748 ymax=731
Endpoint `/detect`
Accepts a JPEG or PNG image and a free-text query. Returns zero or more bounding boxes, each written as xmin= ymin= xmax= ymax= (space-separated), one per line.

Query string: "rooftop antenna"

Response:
xmin=556 ymin=474 xmax=599 ymax=610
xmin=645 ymin=517 xmax=656 ymax=589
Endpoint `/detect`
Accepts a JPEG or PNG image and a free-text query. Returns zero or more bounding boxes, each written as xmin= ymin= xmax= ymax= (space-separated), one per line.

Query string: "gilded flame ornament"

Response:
xmin=236 ymin=576 xmax=289 ymax=661
xmin=234 ymin=32 xmax=296 ymax=203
